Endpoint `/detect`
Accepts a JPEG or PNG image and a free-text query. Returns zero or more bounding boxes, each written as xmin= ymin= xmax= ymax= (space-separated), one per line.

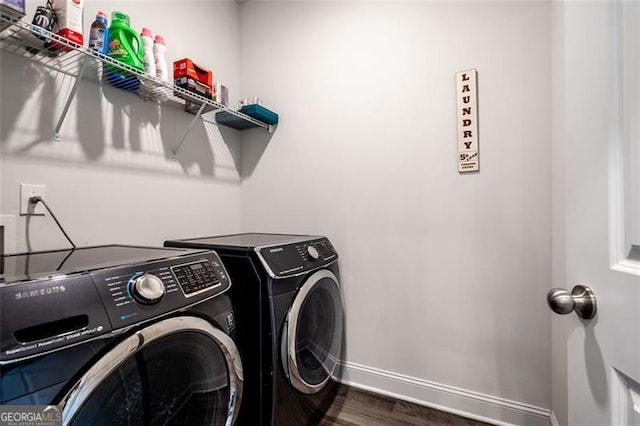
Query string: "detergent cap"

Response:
xmin=154 ymin=35 xmax=165 ymax=45
xmin=111 ymin=12 xmax=131 ymax=26
xmin=93 ymin=10 xmax=108 ymax=25
xmin=141 ymin=27 xmax=153 ymax=38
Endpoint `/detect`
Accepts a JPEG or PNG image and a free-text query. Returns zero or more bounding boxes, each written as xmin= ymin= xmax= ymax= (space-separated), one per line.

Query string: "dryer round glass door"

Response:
xmin=59 ymin=316 xmax=243 ymax=426
xmin=282 ymin=269 xmax=344 ymax=394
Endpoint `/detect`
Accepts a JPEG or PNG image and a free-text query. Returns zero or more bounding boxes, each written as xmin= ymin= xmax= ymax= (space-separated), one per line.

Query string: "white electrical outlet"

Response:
xmin=20 ymin=184 xmax=46 ymax=215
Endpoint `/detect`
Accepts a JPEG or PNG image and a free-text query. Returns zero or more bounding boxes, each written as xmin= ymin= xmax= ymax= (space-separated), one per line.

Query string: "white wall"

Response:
xmin=239 ymin=0 xmax=552 ymax=419
xmin=1 ymin=1 xmax=243 ymax=252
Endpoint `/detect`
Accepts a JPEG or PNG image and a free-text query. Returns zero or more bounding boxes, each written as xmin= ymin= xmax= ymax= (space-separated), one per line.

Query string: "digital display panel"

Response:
xmin=171 ymin=260 xmax=220 ymax=296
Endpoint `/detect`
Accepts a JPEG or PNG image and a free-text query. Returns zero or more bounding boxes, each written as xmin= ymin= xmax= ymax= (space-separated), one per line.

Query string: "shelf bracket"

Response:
xmin=54 ymin=55 xmax=89 ymax=142
xmin=171 ymin=102 xmax=207 ymax=159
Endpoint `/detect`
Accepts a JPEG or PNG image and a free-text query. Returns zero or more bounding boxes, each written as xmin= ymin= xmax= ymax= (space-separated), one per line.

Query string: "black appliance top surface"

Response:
xmin=166 ymin=233 xmax=338 ymax=279
xmin=0 ymin=245 xmax=197 ymax=284
xmin=168 ymin=233 xmax=321 ymax=249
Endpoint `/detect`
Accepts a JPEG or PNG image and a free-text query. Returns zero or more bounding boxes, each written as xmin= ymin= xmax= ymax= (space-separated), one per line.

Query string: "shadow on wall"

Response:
xmin=0 ymin=54 xmax=244 ymax=182
xmin=0 ymin=56 xmax=54 ymax=151
xmin=239 ymin=124 xmax=275 ymax=178
xmin=583 ymin=317 xmax=607 ymax=409
xmin=77 ymin=72 xmax=107 ymax=160
xmin=158 ymin=102 xmax=215 ymax=176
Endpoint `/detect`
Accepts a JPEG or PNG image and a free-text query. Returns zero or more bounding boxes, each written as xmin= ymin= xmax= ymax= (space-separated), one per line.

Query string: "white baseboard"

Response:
xmin=550 ymin=411 xmax=560 ymax=426
xmin=338 ymin=361 xmax=552 ymax=426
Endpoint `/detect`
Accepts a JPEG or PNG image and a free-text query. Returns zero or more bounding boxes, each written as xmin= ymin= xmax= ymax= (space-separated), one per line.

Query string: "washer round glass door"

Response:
xmin=282 ymin=269 xmax=344 ymax=394
xmin=59 ymin=316 xmax=243 ymax=426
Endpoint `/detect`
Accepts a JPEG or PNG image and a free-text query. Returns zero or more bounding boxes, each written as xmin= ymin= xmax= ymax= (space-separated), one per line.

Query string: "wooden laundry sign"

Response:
xmin=456 ymin=69 xmax=479 ymax=173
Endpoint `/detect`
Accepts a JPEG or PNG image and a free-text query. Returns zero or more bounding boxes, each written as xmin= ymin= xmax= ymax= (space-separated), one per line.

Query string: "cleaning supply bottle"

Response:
xmin=87 ymin=11 xmax=108 ymax=81
xmin=88 ymin=11 xmax=108 ymax=54
xmin=153 ymin=35 xmax=169 ymax=83
xmin=140 ymin=27 xmax=156 ymax=77
xmin=31 ymin=3 xmax=56 ymax=41
xmin=105 ymin=12 xmax=145 ymax=91
xmin=153 ymin=35 xmax=169 ymax=101
xmin=26 ymin=3 xmax=56 ymax=54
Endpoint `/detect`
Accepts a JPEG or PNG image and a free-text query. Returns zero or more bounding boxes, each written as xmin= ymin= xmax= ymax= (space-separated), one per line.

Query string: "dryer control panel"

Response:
xmin=256 ymin=237 xmax=338 ymax=278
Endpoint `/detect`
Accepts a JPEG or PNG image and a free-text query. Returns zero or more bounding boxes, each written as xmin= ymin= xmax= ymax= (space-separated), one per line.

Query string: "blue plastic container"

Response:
xmin=240 ymin=104 xmax=278 ymax=125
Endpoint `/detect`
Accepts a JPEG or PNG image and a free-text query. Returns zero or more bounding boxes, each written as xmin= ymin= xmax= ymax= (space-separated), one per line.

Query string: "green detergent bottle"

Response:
xmin=105 ymin=12 xmax=145 ymax=91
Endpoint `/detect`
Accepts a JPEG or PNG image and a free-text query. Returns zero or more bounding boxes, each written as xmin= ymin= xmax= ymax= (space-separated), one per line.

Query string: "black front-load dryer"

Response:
xmin=165 ymin=233 xmax=344 ymax=426
xmin=0 ymin=245 xmax=243 ymax=425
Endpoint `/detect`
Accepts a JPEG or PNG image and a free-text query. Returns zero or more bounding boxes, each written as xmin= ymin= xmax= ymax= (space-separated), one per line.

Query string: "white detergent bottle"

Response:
xmin=140 ymin=27 xmax=156 ymax=77
xmin=153 ymin=35 xmax=169 ymax=82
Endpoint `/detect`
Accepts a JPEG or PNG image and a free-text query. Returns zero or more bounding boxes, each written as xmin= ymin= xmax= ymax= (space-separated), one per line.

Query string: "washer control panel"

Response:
xmin=171 ymin=259 xmax=222 ymax=296
xmin=257 ymin=237 xmax=338 ymax=278
xmin=91 ymin=251 xmax=231 ymax=328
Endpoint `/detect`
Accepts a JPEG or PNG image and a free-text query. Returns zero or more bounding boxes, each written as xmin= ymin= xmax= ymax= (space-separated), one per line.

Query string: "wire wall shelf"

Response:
xmin=0 ymin=13 xmax=273 ymax=157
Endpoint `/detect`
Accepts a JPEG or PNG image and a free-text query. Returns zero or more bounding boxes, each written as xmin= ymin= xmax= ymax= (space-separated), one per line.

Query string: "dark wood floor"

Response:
xmin=318 ymin=385 xmax=495 ymax=426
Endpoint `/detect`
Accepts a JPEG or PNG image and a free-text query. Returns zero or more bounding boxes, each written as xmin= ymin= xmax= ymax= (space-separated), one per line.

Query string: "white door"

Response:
xmin=551 ymin=1 xmax=640 ymax=425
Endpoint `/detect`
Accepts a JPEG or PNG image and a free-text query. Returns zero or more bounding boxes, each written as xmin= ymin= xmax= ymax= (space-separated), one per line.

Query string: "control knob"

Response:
xmin=307 ymin=246 xmax=320 ymax=260
xmin=130 ymin=274 xmax=165 ymax=305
